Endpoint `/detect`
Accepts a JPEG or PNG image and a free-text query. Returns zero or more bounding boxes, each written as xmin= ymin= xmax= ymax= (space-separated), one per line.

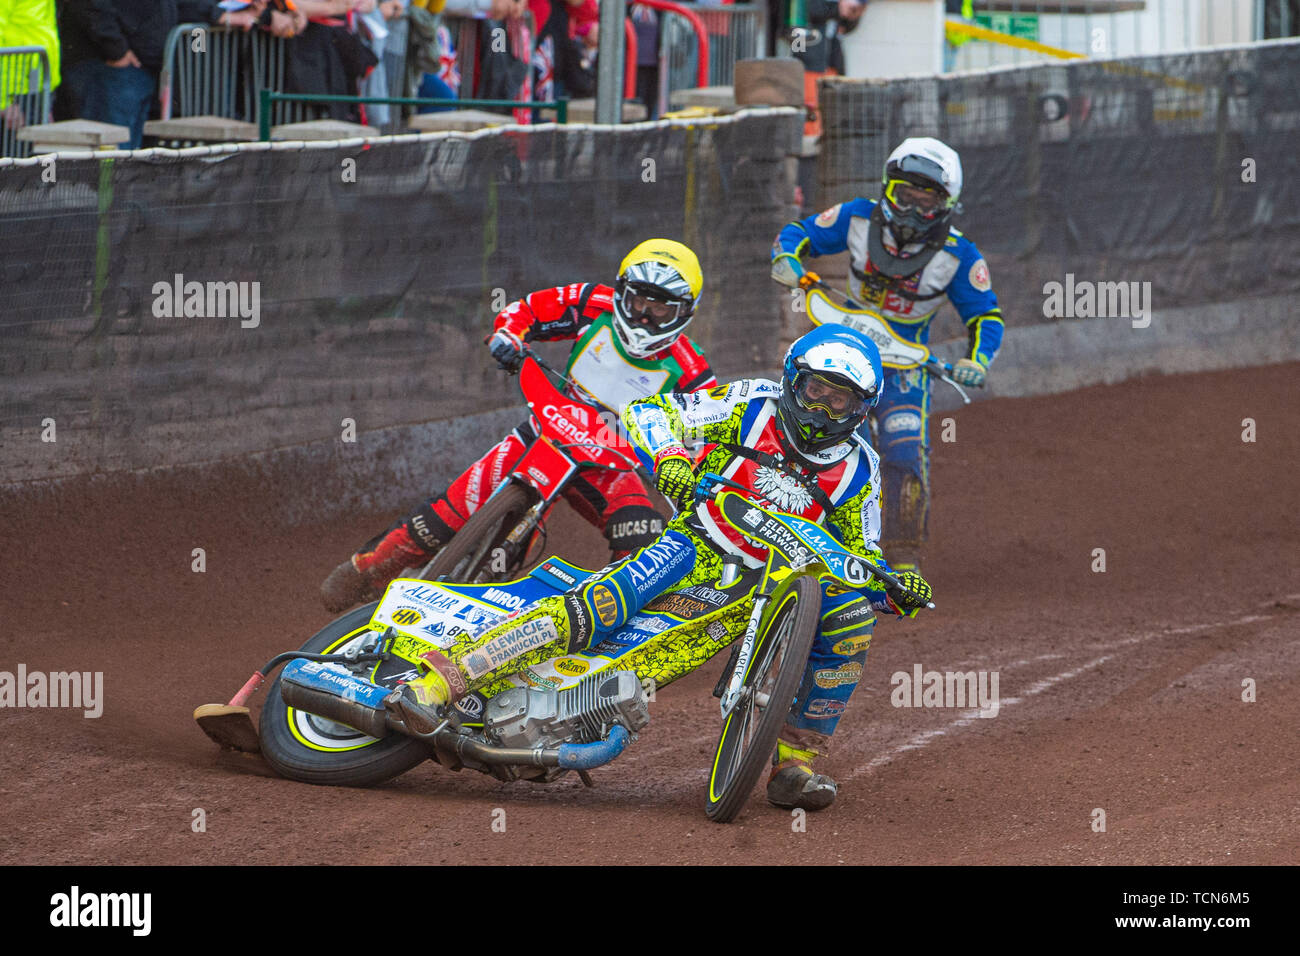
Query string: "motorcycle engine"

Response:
xmin=485 ymin=670 xmax=650 ymax=750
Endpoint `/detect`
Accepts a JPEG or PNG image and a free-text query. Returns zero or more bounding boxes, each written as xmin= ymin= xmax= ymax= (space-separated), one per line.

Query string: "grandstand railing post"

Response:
xmin=259 ymin=89 xmax=272 ymax=141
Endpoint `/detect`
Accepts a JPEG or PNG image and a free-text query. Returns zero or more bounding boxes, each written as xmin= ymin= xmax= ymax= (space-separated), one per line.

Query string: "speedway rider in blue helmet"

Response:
xmin=771 ymin=137 xmax=1005 ymax=574
xmin=387 ymin=324 xmax=932 ymax=813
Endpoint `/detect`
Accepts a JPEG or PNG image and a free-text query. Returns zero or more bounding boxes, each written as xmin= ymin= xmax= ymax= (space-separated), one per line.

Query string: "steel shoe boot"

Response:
xmin=766 ymin=739 xmax=837 ymax=811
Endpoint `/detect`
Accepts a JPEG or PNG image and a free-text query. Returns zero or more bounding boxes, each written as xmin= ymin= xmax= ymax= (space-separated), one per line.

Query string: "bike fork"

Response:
xmin=718 ymin=593 xmax=769 ymax=718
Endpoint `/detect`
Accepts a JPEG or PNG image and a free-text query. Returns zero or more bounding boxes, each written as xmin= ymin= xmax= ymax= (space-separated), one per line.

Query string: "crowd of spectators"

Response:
xmin=1 ymin=0 xmax=678 ymax=151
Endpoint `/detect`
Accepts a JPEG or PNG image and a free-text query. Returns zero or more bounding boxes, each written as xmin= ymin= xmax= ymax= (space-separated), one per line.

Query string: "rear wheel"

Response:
xmin=259 ymin=602 xmax=429 ymax=787
xmin=705 ymin=576 xmax=820 ymax=823
xmin=421 ymin=482 xmax=536 ymax=584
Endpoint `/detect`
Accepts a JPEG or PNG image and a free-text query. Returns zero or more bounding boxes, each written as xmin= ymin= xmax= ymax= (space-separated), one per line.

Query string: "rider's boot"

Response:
xmin=766 ymin=738 xmax=838 ymax=812
xmin=320 ymin=526 xmax=433 ymax=613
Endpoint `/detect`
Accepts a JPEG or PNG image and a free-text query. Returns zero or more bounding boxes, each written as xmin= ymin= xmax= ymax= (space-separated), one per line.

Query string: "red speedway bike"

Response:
xmin=415 ymin=350 xmax=643 ymax=585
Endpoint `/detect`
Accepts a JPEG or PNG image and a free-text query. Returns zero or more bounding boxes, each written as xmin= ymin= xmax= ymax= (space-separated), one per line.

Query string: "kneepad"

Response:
xmin=604 ymin=505 xmax=666 ymax=556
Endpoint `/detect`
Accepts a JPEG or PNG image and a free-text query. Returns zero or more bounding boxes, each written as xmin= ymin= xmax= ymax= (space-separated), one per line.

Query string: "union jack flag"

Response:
xmin=436 ymin=25 xmax=460 ymax=92
xmin=531 ymin=34 xmax=555 ymax=105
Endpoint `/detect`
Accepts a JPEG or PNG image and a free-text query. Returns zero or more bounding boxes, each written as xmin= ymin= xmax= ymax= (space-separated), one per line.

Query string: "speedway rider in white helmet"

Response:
xmin=770 ymin=137 xmax=1005 ymax=574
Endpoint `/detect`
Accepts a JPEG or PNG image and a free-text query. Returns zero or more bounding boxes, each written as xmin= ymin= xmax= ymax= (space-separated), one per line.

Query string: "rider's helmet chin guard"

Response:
xmin=612 ymin=238 xmax=703 ymax=359
xmin=777 ymin=324 xmax=883 ymax=463
xmin=879 ymin=136 xmax=963 ymax=251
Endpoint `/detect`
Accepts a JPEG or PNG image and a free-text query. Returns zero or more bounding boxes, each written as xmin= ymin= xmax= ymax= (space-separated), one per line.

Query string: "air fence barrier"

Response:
xmin=816 ymin=38 xmax=1300 ymax=333
xmin=0 ymin=46 xmax=52 ymax=160
xmin=0 ymin=109 xmax=803 ymax=485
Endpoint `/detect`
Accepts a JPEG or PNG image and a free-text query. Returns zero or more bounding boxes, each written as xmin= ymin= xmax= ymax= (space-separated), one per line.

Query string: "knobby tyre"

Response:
xmin=259 ymin=602 xmax=429 ymax=787
xmin=705 ymin=576 xmax=821 ymax=823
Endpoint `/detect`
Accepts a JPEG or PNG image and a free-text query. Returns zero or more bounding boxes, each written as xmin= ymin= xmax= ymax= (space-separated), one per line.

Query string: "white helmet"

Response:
xmin=880 ymin=137 xmax=963 ymax=246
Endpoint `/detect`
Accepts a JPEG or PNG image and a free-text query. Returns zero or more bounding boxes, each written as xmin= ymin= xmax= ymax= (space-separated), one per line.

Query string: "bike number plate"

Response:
xmin=515 ymin=437 xmax=577 ymax=495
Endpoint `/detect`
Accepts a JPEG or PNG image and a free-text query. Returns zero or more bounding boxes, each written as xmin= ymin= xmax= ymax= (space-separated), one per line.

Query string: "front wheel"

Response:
xmin=259 ymin=602 xmax=429 ymax=787
xmin=420 ymin=482 xmax=536 ymax=584
xmin=705 ymin=576 xmax=820 ymax=823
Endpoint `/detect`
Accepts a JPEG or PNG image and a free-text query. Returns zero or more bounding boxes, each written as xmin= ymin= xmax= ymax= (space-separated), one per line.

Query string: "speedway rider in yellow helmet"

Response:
xmin=612 ymin=239 xmax=704 ymax=358
xmin=321 ymin=239 xmax=716 ymax=612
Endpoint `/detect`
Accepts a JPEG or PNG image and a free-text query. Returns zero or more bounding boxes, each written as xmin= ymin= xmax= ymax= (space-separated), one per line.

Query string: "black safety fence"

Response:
xmin=0 ymin=110 xmax=801 ymax=481
xmin=817 ymin=39 xmax=1300 ymax=327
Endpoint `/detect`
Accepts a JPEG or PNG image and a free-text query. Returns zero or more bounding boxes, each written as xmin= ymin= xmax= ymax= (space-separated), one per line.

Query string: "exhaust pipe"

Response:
xmin=279 ymin=659 xmax=393 ymax=739
xmin=281 ymin=659 xmax=632 ymax=771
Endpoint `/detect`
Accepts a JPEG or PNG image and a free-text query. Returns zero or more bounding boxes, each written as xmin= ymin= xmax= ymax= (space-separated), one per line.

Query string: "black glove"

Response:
xmin=486 ymin=330 xmax=526 ymax=372
xmin=886 ymin=570 xmax=932 ymax=618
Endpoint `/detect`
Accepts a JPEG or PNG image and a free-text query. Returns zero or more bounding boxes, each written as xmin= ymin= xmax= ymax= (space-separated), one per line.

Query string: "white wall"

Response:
xmin=841 ymin=0 xmax=945 ymax=78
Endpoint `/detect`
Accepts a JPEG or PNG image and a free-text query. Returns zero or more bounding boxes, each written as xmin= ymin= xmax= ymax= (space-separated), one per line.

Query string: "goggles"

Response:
xmin=794 ymin=372 xmax=872 ymax=422
xmin=619 ymin=284 xmax=688 ymax=329
xmin=884 ymin=178 xmax=947 ymax=219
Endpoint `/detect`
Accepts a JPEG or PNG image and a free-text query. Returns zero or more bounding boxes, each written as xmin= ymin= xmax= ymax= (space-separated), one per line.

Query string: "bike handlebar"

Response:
xmin=691 ymin=472 xmax=934 ymax=610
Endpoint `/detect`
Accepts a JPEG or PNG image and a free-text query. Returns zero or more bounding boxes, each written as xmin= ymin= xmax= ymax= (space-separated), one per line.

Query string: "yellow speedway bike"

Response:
xmin=195 ymin=474 xmax=931 ymax=823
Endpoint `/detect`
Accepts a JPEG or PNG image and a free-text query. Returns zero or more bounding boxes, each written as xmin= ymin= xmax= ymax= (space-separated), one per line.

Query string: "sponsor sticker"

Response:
xmin=969 ymin=258 xmax=992 ymax=292
xmin=805 ymin=698 xmax=847 ymax=719
xmin=882 ymin=412 xmax=922 ymax=434
xmin=682 ymin=585 xmax=729 ymax=607
xmin=390 ymin=608 xmax=424 ymax=627
xmin=814 ymin=662 xmax=863 ymax=689
xmin=553 ymin=657 xmax=590 ymax=677
xmin=463 ymin=616 xmax=561 ymax=678
xmin=590 ymin=584 xmax=619 ymax=627
xmin=706 ymin=621 xmax=730 ymax=641
xmin=644 ymin=592 xmax=713 ymax=619
xmin=815 ymin=203 xmax=843 ymax=227
xmin=832 ymin=634 xmax=873 ymax=656
xmin=454 ymin=694 xmax=485 ymax=719
xmin=539 ymin=561 xmax=578 ymax=586
xmin=521 ymin=668 xmax=562 ymax=689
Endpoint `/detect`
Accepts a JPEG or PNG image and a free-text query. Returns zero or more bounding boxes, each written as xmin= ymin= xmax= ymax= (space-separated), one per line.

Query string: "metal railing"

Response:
xmin=656 ymin=2 xmax=765 ymax=115
xmin=0 ymin=46 xmax=52 ymax=159
xmin=257 ymin=90 xmax=569 ymax=139
xmin=159 ymin=23 xmax=312 ymax=129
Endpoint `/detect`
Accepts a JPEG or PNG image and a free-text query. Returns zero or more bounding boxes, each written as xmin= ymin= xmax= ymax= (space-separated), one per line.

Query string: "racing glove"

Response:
xmin=655 ymin=454 xmax=697 ymax=512
xmin=770 ymin=252 xmax=806 ymax=289
xmin=951 ymin=358 xmax=987 ymax=388
xmin=885 ymin=570 xmax=932 ymax=618
xmin=486 ymin=329 xmax=526 ymax=372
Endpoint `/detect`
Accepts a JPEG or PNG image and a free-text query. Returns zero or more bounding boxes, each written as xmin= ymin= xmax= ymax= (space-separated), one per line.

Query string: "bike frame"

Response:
xmin=479 ymin=354 xmax=642 ymax=549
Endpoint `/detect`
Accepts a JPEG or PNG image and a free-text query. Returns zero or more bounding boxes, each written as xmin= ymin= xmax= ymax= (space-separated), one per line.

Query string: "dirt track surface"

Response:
xmin=2 ymin=363 xmax=1298 ymax=865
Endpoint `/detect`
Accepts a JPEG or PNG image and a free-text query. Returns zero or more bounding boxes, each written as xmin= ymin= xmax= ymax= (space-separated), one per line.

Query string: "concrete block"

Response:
xmin=144 ymin=115 xmax=260 ymax=142
xmin=734 ymin=58 xmax=805 ymax=107
xmin=408 ymin=109 xmax=513 ymax=132
xmin=18 ymin=119 xmax=130 ymax=150
xmin=270 ymin=119 xmax=379 ymax=141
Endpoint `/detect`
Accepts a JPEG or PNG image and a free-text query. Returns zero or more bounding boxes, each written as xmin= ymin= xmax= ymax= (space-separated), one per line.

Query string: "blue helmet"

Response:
xmin=777 ymin=324 xmax=883 ymax=461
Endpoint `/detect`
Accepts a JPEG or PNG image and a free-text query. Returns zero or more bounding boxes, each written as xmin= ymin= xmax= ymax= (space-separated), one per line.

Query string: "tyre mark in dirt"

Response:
xmin=844 ymin=596 xmax=1300 ymax=782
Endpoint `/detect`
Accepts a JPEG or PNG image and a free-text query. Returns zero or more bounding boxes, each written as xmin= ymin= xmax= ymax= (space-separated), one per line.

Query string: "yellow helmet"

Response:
xmin=613 ymin=239 xmax=703 ymax=357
